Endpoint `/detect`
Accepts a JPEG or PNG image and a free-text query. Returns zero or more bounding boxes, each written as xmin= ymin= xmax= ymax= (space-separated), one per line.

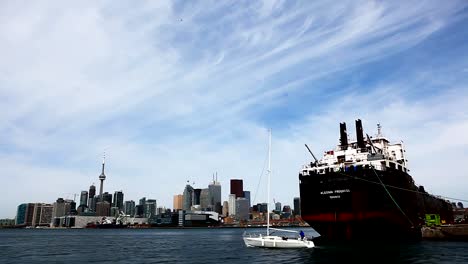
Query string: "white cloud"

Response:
xmin=0 ymin=1 xmax=467 ymax=218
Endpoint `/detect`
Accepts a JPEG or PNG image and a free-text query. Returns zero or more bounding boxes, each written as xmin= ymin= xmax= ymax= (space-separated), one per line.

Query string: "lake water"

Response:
xmin=1 ymin=228 xmax=467 ymax=263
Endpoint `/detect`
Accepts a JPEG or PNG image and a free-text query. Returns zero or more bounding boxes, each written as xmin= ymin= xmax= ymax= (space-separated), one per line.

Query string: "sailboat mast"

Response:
xmin=267 ymin=129 xmax=271 ymax=236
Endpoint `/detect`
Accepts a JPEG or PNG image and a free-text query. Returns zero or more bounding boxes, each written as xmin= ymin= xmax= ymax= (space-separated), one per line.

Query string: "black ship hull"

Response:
xmin=299 ymin=166 xmax=453 ymax=241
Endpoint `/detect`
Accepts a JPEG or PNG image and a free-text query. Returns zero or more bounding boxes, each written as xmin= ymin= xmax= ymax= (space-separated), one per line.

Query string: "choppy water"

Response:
xmin=0 ymin=228 xmax=467 ymax=263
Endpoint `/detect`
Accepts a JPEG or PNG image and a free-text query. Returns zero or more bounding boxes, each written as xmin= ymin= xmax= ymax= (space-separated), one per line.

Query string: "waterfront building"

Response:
xmin=228 ymin=194 xmax=236 ymax=216
xmin=173 ymin=194 xmax=183 ymax=211
xmin=0 ymin=219 xmax=15 ymax=227
xmin=230 ymin=179 xmax=243 ymax=198
xmin=15 ymin=203 xmax=35 ymax=226
xmin=293 ymin=197 xmax=301 ymax=216
xmin=193 ymin=189 xmax=202 ymax=206
xmin=200 ymin=188 xmax=209 ymax=210
xmin=236 ymin=197 xmax=249 ymax=221
xmin=113 ymin=191 xmax=124 ymax=210
xmin=183 ymin=184 xmax=194 ymax=210
xmin=222 ymin=201 xmax=229 ymax=217
xmin=32 ymin=203 xmax=53 ymax=227
xmin=124 ymin=200 xmax=136 ymax=216
xmin=96 ymin=201 xmax=110 ymax=216
xmin=52 ymin=198 xmax=72 ymax=219
xmin=209 ymin=178 xmax=222 ymax=214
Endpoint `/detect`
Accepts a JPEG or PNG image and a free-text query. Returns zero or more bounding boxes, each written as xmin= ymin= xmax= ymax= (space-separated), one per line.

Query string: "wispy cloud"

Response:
xmin=1 ymin=0 xmax=467 ymax=217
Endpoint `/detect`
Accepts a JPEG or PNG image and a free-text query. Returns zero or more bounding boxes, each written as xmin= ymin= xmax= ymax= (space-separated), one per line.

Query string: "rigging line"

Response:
xmin=368 ymin=165 xmax=414 ymax=227
xmin=335 ymin=171 xmax=468 ymax=203
xmin=252 ymin=146 xmax=269 ymax=205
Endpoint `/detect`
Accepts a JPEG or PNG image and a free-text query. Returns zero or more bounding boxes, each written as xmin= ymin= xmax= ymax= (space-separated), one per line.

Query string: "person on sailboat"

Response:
xmin=300 ymin=230 xmax=305 ymax=240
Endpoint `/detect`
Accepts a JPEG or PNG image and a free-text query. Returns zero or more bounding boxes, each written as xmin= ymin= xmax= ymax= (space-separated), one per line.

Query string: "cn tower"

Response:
xmin=98 ymin=153 xmax=106 ymax=201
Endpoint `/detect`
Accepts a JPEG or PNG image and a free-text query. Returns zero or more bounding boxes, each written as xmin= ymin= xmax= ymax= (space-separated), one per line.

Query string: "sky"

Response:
xmin=1 ymin=0 xmax=468 ymax=218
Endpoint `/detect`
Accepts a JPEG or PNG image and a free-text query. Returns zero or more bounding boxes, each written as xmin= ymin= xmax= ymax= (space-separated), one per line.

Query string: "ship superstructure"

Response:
xmin=299 ymin=119 xmax=453 ymax=241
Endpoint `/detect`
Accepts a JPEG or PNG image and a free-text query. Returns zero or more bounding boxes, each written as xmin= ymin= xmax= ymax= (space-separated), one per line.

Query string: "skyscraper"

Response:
xmin=275 ymin=202 xmax=282 ymax=212
xmin=193 ymin=189 xmax=202 ymax=206
xmin=145 ymin=199 xmax=157 ymax=218
xmin=52 ymin=198 xmax=72 ymax=219
xmin=88 ymin=184 xmax=96 ymax=209
xmin=236 ymin=198 xmax=249 ymax=221
xmin=183 ymin=184 xmax=194 ymax=210
xmin=200 ymin=189 xmax=209 ymax=210
xmin=209 ymin=176 xmax=222 ymax=214
xmin=228 ymin=194 xmax=236 ymax=216
xmin=113 ymin=191 xmax=124 ymax=210
xmin=88 ymin=184 xmax=96 ymax=200
xmin=80 ymin=191 xmax=88 ymax=207
xmin=124 ymin=200 xmax=136 ymax=216
xmin=230 ymin=179 xmax=243 ymax=198
xmin=293 ymin=197 xmax=301 ymax=216
xmin=173 ymin=194 xmax=183 ymax=211
xmin=222 ymin=201 xmax=229 ymax=217
xmin=243 ymin=191 xmax=251 ymax=210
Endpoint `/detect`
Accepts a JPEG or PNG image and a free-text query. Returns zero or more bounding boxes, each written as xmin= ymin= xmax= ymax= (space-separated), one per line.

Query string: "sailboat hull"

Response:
xmin=243 ymin=236 xmax=315 ymax=248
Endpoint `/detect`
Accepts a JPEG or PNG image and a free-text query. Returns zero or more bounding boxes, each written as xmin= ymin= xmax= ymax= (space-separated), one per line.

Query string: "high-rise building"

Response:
xmin=183 ymin=184 xmax=194 ymax=210
xmin=80 ymin=191 xmax=88 ymax=207
xmin=228 ymin=194 xmax=236 ymax=216
xmin=113 ymin=191 xmax=124 ymax=210
xmin=200 ymin=189 xmax=209 ymax=210
xmin=135 ymin=205 xmax=144 ymax=217
xmin=15 ymin=203 xmax=35 ymax=226
xmin=193 ymin=189 xmax=202 ymax=206
xmin=173 ymin=195 xmax=183 ymax=211
xmin=243 ymin=191 xmax=251 ymax=210
xmin=88 ymin=184 xmax=96 ymax=209
xmin=222 ymin=201 xmax=229 ymax=217
xmin=209 ymin=177 xmax=222 ymax=214
xmin=102 ymin=192 xmax=113 ymax=204
xmin=145 ymin=199 xmax=157 ymax=218
xmin=236 ymin=198 xmax=249 ymax=221
xmin=230 ymin=179 xmax=244 ymax=198
xmin=139 ymin=197 xmax=146 ymax=216
xmin=124 ymin=200 xmax=136 ymax=216
xmin=293 ymin=197 xmax=301 ymax=216
xmin=275 ymin=202 xmax=282 ymax=212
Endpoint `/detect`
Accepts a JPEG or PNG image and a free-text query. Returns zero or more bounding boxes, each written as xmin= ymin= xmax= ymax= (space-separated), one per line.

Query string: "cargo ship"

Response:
xmin=299 ymin=119 xmax=453 ymax=241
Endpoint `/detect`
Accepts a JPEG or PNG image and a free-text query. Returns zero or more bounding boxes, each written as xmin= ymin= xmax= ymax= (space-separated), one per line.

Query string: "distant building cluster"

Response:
xmin=5 ymin=159 xmax=303 ymax=229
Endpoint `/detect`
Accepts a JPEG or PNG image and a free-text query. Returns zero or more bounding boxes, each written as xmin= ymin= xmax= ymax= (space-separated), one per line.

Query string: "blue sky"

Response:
xmin=1 ymin=0 xmax=468 ymax=218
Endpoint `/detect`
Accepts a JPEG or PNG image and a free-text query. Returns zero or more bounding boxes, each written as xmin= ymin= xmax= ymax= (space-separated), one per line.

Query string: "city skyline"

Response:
xmin=2 ymin=1 xmax=468 ymax=218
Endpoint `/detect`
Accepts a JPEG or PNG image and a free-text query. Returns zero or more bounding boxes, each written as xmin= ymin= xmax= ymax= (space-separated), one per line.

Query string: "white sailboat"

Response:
xmin=243 ymin=129 xmax=315 ymax=249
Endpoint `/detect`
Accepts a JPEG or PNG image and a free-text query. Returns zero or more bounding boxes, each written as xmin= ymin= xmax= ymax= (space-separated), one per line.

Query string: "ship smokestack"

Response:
xmin=339 ymin=122 xmax=348 ymax=150
xmin=355 ymin=119 xmax=366 ymax=150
